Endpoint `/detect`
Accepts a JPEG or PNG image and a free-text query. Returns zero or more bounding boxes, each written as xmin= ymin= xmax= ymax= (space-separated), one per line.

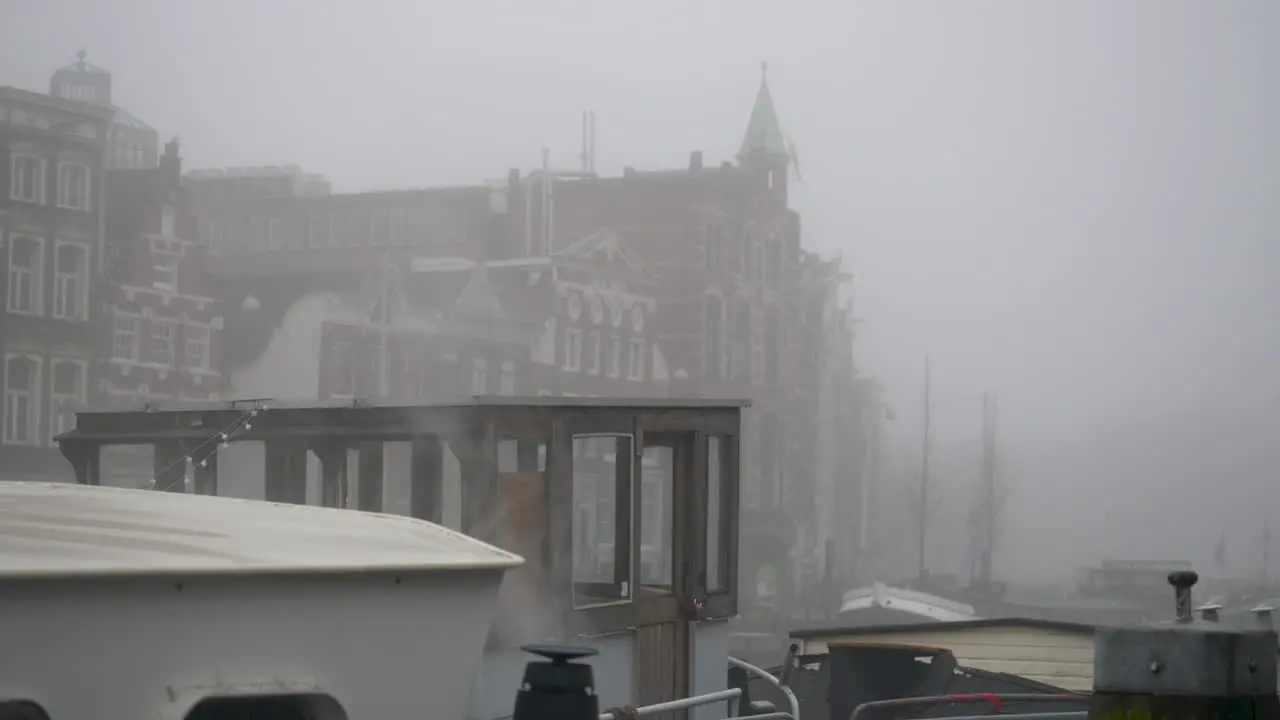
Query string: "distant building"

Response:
xmin=49 ymin=51 xmax=160 ymax=170
xmin=0 ymin=86 xmax=114 ymax=480
xmin=184 ymin=165 xmax=331 ymax=210
xmin=102 ymin=140 xmax=223 ymax=407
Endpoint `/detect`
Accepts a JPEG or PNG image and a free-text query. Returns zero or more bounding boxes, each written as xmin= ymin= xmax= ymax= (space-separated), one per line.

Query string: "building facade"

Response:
xmin=0 ymin=86 xmax=113 ymax=479
xmin=102 ymin=140 xmax=223 ymax=407
xmin=49 ymin=52 xmax=160 ymax=171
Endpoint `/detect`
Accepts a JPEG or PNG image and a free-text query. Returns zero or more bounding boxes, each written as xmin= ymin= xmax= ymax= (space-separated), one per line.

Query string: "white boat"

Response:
xmin=0 ymin=481 xmax=521 ymax=720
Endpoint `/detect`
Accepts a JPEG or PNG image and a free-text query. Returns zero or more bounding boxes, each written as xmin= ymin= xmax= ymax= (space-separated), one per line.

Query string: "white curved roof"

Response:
xmin=0 ymin=482 xmax=522 ymax=579
xmin=840 ymin=582 xmax=978 ymax=622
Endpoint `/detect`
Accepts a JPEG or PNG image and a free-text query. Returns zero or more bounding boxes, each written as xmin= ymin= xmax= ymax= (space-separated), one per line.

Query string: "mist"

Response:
xmin=4 ymin=0 xmax=1280 ymax=591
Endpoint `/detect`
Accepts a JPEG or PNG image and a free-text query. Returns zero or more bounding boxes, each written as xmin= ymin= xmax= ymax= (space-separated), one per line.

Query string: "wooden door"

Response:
xmin=634 ymin=433 xmax=694 ymax=720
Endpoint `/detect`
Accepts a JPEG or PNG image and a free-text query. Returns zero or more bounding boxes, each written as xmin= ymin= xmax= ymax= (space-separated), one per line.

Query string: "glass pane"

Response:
xmin=707 ymin=436 xmax=723 ymax=591
xmin=573 ymin=434 xmax=631 ymax=608
xmin=640 ymin=445 xmax=674 ymax=591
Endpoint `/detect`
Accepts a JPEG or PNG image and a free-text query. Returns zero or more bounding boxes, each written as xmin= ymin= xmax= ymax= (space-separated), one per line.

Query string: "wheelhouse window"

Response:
xmin=640 ymin=445 xmax=674 ymax=591
xmin=112 ymin=313 xmax=142 ymax=361
xmin=329 ymin=340 xmax=356 ymax=397
xmin=3 ymin=354 xmax=40 ymax=446
xmin=184 ymin=325 xmax=212 ymax=370
xmin=471 ymin=357 xmax=487 ymax=395
xmin=572 ymin=433 xmax=633 ymax=608
xmin=7 ymin=235 xmax=42 ymax=315
xmin=500 ymin=361 xmax=516 ymax=395
xmin=56 ymin=162 xmax=91 ymax=210
xmin=150 ymin=318 xmax=176 ymax=366
xmin=10 ymin=154 xmax=44 ymax=203
xmin=706 ymin=436 xmax=733 ymax=591
xmin=49 ymin=358 xmax=86 ymax=441
xmin=53 ymin=241 xmax=89 ymax=320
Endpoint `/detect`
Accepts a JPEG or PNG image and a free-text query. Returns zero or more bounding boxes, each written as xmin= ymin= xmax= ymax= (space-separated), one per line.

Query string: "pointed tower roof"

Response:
xmin=738 ymin=62 xmax=790 ymax=162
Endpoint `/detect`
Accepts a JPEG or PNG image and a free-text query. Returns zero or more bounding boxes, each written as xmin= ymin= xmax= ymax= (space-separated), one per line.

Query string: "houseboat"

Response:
xmin=50 ymin=395 xmax=761 ymax=720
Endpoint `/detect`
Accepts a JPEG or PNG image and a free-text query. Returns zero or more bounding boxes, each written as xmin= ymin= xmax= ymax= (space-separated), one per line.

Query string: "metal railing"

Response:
xmin=599 ymin=687 xmax=741 ymax=720
xmin=728 ymin=655 xmax=801 ymax=720
xmin=851 ymin=693 xmax=1087 ymax=720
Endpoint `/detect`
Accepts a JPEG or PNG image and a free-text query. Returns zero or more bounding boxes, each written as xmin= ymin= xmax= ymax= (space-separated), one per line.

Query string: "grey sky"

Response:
xmin=5 ymin=0 xmax=1278 ymax=576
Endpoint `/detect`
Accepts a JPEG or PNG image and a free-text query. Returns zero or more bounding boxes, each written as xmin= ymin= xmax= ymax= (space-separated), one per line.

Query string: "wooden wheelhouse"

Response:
xmin=57 ymin=396 xmax=745 ymax=709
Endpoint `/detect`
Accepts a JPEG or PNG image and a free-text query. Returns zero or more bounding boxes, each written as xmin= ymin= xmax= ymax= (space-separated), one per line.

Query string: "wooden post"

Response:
xmin=1090 ymin=570 xmax=1280 ymax=719
xmin=153 ymin=440 xmax=187 ymax=492
xmin=410 ymin=435 xmax=443 ymax=523
xmin=264 ymin=440 xmax=307 ymax=504
xmin=311 ymin=442 xmax=347 ymax=508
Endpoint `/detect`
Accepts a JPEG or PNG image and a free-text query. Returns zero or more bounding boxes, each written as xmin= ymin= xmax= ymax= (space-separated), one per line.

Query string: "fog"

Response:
xmin=6 ymin=0 xmax=1280 ymax=587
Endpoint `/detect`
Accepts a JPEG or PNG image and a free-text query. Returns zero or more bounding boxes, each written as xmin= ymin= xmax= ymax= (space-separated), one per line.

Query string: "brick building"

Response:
xmin=0 ymin=86 xmax=113 ymax=480
xmin=187 ymin=66 xmax=871 ymax=629
xmin=102 ymin=140 xmax=222 ymax=407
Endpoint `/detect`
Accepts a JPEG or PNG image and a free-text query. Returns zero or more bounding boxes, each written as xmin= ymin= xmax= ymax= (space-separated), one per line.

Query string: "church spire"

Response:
xmin=737 ymin=61 xmax=790 ymax=163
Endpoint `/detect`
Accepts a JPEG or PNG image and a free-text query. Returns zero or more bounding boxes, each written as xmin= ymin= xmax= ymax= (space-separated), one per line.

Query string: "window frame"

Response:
xmin=586 ymin=330 xmax=602 ymax=375
xmin=184 ymin=323 xmax=213 ymax=371
xmin=500 ymin=361 xmax=516 ymax=395
xmin=48 ymin=357 xmax=87 ymax=443
xmin=562 ymin=327 xmax=583 ymax=372
xmin=3 ymin=353 xmax=42 ymax=446
xmin=149 ymin=317 xmax=177 ymax=367
xmin=6 ymin=234 xmax=44 ymax=316
xmin=9 ymin=153 xmax=45 ymax=204
xmin=112 ymin=312 xmax=143 ymax=362
xmin=152 ymin=249 xmax=180 ymax=292
xmin=471 ymin=357 xmax=488 ymax=395
xmin=52 ymin=239 xmax=90 ymax=321
xmin=55 ymin=161 xmax=92 ymax=211
xmin=571 ymin=431 xmax=635 ymax=610
xmin=627 ymin=338 xmax=646 ymax=381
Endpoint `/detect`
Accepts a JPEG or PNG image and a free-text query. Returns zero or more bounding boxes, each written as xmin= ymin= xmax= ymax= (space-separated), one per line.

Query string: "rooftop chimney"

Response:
xmin=161 ymin=138 xmax=182 ymax=184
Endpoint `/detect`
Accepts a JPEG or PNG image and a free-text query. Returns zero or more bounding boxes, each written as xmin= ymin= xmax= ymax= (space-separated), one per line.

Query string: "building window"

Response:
xmin=607 ymin=335 xmax=621 ymax=378
xmin=53 ymin=241 xmax=89 ymax=321
xmin=628 ymin=339 xmax=646 ymax=381
xmin=267 ymin=217 xmax=284 ymax=249
xmin=161 ymin=206 xmax=176 ymax=238
xmin=55 ymin=162 xmax=91 ymax=210
xmin=330 ymin=341 xmax=356 ymax=397
xmin=563 ymin=327 xmax=582 ymax=372
xmin=248 ymin=217 xmax=267 ymax=250
xmin=371 ymin=212 xmax=391 ymax=246
xmin=10 ymin=154 xmax=44 ymax=203
xmin=153 ymin=250 xmax=179 ymax=292
xmin=586 ymin=331 xmax=601 ymax=375
xmin=49 ymin=359 xmax=86 ymax=442
xmin=500 ymin=361 xmax=516 ymax=395
xmin=704 ymin=295 xmax=724 ymax=379
xmin=3 ymin=354 xmax=40 ymax=446
xmin=184 ymin=325 xmax=211 ymax=370
xmin=308 ymin=213 xmax=330 ymax=248
xmin=150 ymin=319 xmax=176 ymax=366
xmin=113 ymin=314 xmax=142 ymax=361
xmin=7 ymin=235 xmax=42 ymax=315
xmin=472 ymin=357 xmax=487 ymax=395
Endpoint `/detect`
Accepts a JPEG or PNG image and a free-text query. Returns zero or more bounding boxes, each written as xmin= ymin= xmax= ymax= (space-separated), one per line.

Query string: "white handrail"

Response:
xmin=728 ymin=656 xmax=800 ymax=720
xmin=599 ymin=687 xmax=741 ymax=719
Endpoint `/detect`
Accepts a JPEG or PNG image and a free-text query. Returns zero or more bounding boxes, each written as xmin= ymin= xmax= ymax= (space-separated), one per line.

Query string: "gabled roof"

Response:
xmin=738 ymin=62 xmax=790 ymax=162
xmin=0 ymin=482 xmax=521 ymax=579
xmin=554 ymin=226 xmax=653 ymax=280
xmin=452 ymin=265 xmax=506 ymax=317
